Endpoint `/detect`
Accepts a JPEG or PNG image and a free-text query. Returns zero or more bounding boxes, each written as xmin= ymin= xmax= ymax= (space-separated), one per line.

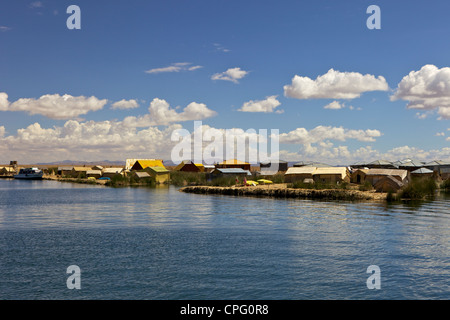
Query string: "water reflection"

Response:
xmin=0 ymin=179 xmax=449 ymax=299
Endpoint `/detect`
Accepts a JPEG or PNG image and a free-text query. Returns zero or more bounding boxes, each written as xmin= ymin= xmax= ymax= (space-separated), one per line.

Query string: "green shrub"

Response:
xmin=398 ymin=177 xmax=437 ymax=200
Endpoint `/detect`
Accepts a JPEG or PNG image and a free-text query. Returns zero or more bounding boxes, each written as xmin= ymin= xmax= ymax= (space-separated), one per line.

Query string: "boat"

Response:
xmin=13 ymin=167 xmax=44 ymax=180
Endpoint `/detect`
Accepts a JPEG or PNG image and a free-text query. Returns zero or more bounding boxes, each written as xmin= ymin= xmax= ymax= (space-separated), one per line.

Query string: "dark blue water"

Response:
xmin=0 ymin=179 xmax=449 ymax=299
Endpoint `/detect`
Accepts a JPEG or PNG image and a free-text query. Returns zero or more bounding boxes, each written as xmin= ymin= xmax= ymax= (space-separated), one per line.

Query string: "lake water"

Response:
xmin=0 ymin=179 xmax=449 ymax=300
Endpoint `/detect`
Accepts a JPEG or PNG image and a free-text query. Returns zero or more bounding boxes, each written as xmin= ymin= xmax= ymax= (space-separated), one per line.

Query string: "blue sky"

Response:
xmin=1 ymin=0 xmax=450 ymax=164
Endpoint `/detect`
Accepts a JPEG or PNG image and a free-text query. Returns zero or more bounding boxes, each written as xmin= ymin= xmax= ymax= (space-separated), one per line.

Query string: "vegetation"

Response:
xmin=358 ymin=181 xmax=373 ymax=191
xmin=441 ymin=179 xmax=450 ymax=191
xmin=395 ymin=177 xmax=437 ymax=200
xmin=205 ymin=176 xmax=238 ymax=187
xmin=169 ymin=171 xmax=207 ymax=186
xmin=106 ymin=173 xmax=156 ymax=187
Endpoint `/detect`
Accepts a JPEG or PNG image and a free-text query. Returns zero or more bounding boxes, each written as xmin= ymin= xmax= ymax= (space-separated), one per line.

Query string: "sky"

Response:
xmin=1 ymin=0 xmax=450 ymax=165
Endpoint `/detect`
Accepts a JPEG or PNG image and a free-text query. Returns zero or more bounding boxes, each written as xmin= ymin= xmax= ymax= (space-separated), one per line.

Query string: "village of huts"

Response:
xmin=1 ymin=157 xmax=450 ymax=195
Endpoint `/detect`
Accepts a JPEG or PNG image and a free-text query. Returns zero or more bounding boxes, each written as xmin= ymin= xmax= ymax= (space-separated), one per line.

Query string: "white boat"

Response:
xmin=14 ymin=167 xmax=44 ymax=180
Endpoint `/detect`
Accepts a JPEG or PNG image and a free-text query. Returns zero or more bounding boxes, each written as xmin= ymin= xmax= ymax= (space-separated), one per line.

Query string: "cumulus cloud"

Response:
xmin=278 ymin=126 xmax=382 ymax=144
xmin=4 ymin=93 xmax=107 ymax=120
xmin=238 ymin=95 xmax=283 ymax=113
xmin=211 ymin=67 xmax=248 ymax=83
xmin=391 ymin=64 xmax=450 ymax=119
xmin=0 ymin=92 xmax=9 ymax=110
xmin=284 ymin=68 xmax=389 ymax=100
xmin=0 ymin=119 xmax=182 ymax=163
xmin=323 ymin=101 xmax=345 ymax=110
xmin=122 ymin=98 xmax=217 ymax=127
xmin=111 ymin=99 xmax=139 ymax=110
xmin=145 ymin=62 xmax=202 ymax=74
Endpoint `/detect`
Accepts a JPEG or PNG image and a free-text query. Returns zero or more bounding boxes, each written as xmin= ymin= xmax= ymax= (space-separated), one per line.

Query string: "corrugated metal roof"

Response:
xmin=411 ymin=167 xmax=433 ymax=174
xmin=213 ymin=168 xmax=248 ymax=174
xmin=368 ymin=159 xmax=393 ymax=165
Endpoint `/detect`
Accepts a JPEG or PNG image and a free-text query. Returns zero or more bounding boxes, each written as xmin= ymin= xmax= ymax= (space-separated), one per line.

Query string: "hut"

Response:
xmin=86 ymin=170 xmax=102 ymax=179
xmin=210 ymin=168 xmax=251 ymax=180
xmin=215 ymin=159 xmax=251 ymax=171
xmin=58 ymin=166 xmax=74 ymax=176
xmin=363 ymin=168 xmax=408 ymax=185
xmin=439 ymin=168 xmax=450 ymax=180
xmin=102 ymin=167 xmax=124 ymax=179
xmin=92 ymin=165 xmax=104 ymax=171
xmin=351 ymin=169 xmax=368 ymax=184
xmin=0 ymin=166 xmax=15 ymax=176
xmin=133 ymin=171 xmax=152 ymax=181
xmin=127 ymin=159 xmax=164 ymax=171
xmin=71 ymin=167 xmax=91 ymax=178
xmin=260 ymin=160 xmax=288 ymax=172
xmin=130 ymin=159 xmax=165 ymax=171
xmin=312 ymin=167 xmax=350 ymax=184
xmin=411 ymin=167 xmax=434 ymax=179
xmin=174 ymin=160 xmax=204 ymax=172
xmin=424 ymin=160 xmax=450 ymax=174
xmin=145 ymin=166 xmax=170 ymax=184
xmin=284 ymin=167 xmax=316 ymax=183
xmin=374 ymin=176 xmax=404 ymax=193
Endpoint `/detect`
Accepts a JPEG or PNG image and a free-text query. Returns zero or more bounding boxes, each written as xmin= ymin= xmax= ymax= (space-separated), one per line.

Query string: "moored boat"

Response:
xmin=13 ymin=167 xmax=44 ymax=180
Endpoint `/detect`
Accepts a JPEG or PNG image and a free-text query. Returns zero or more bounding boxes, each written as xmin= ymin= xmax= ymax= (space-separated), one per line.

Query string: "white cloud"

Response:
xmin=111 ymin=99 xmax=139 ymax=110
xmin=391 ymin=64 xmax=450 ymax=119
xmin=29 ymin=1 xmax=43 ymax=8
xmin=436 ymin=132 xmax=445 ymax=137
xmin=323 ymin=101 xmax=344 ymax=110
xmin=0 ymin=120 xmax=182 ymax=163
xmin=145 ymin=62 xmax=202 ymax=74
xmin=0 ymin=92 xmax=9 ymax=110
xmin=238 ymin=95 xmax=282 ymax=113
xmin=211 ymin=67 xmax=248 ymax=83
xmin=122 ymin=98 xmax=217 ymax=127
xmin=284 ymin=68 xmax=389 ymax=99
xmin=438 ymin=107 xmax=450 ymax=120
xmin=213 ymin=43 xmax=231 ymax=53
xmin=5 ymin=93 xmax=107 ymax=120
xmin=278 ymin=126 xmax=382 ymax=144
xmin=0 ymin=26 xmax=11 ymax=32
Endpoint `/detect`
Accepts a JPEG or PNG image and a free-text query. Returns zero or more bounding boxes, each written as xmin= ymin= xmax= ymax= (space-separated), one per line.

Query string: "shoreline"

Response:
xmin=179 ymin=184 xmax=388 ymax=201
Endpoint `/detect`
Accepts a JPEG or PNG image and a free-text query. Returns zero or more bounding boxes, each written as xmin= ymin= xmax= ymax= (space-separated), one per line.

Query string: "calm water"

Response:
xmin=0 ymin=179 xmax=448 ymax=300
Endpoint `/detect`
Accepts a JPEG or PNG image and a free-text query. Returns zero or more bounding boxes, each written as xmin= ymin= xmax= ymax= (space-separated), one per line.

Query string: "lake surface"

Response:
xmin=0 ymin=179 xmax=449 ymax=300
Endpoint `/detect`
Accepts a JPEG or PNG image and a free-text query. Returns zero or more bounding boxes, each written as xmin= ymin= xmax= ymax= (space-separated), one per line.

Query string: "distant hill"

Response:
xmin=36 ymin=160 xmax=126 ymax=166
